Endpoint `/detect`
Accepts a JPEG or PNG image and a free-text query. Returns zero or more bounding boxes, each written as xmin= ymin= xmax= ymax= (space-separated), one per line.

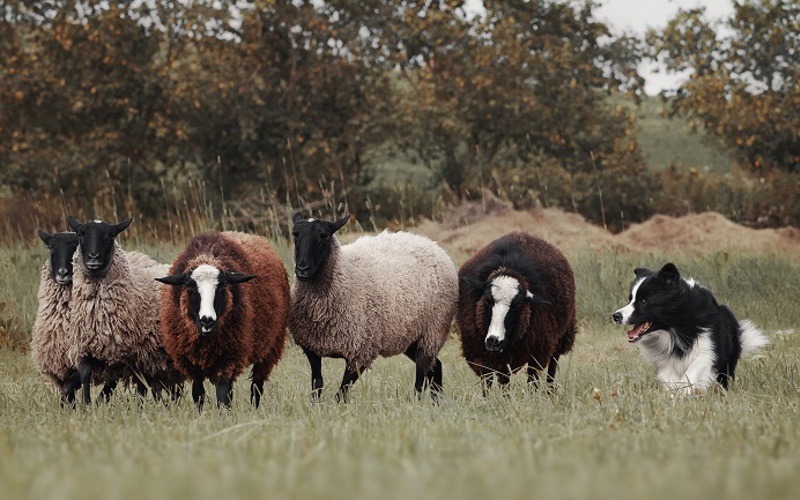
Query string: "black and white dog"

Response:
xmin=612 ymin=263 xmax=768 ymax=394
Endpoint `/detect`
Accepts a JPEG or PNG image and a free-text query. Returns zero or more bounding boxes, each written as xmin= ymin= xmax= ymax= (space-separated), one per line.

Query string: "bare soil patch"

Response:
xmin=414 ymin=197 xmax=800 ymax=257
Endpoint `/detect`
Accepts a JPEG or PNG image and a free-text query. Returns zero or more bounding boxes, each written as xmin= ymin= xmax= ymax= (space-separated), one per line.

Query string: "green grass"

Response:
xmin=1 ymin=235 xmax=799 ymax=500
xmin=635 ymin=96 xmax=732 ymax=173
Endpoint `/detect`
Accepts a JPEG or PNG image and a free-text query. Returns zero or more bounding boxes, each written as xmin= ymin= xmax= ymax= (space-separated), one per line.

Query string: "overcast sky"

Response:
xmin=465 ymin=0 xmax=735 ymax=94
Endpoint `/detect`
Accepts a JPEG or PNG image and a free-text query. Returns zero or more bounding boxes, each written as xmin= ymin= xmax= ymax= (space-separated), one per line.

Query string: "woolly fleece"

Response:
xmin=30 ymin=258 xmax=75 ymax=386
xmin=159 ymin=231 xmax=289 ymax=383
xmin=68 ymin=242 xmax=180 ymax=385
xmin=457 ymin=232 xmax=577 ymax=379
xmin=290 ymin=230 xmax=458 ymax=372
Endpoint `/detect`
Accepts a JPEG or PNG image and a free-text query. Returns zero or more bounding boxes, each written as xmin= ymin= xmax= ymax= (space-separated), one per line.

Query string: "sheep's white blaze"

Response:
xmin=191 ymin=265 xmax=221 ymax=329
xmin=614 ymin=277 xmax=646 ymax=324
xmin=486 ymin=276 xmax=521 ymax=345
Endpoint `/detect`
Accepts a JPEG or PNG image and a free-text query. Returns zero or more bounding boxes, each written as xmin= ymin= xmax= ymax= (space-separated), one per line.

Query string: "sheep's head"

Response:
xmin=461 ymin=274 xmax=550 ymax=352
xmin=38 ymin=229 xmax=79 ymax=285
xmin=156 ymin=265 xmax=255 ymax=335
xmin=291 ymin=212 xmax=349 ymax=282
xmin=66 ymin=216 xmax=132 ymax=277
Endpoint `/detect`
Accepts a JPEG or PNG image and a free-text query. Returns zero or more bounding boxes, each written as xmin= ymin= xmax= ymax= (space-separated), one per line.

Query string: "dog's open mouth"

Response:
xmin=627 ymin=322 xmax=652 ymax=342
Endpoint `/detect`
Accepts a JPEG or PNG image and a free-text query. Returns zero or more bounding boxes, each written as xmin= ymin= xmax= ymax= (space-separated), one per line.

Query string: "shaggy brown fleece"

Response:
xmin=159 ymin=232 xmax=289 ymax=385
xmin=456 ymin=232 xmax=577 ymax=383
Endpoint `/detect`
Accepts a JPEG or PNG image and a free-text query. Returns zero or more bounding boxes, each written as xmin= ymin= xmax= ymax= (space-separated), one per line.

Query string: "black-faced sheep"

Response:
xmin=30 ymin=229 xmax=82 ymax=405
xmin=156 ymin=231 xmax=290 ymax=409
xmin=289 ymin=213 xmax=458 ymax=402
xmin=457 ymin=232 xmax=577 ymax=391
xmin=66 ymin=216 xmax=184 ymax=404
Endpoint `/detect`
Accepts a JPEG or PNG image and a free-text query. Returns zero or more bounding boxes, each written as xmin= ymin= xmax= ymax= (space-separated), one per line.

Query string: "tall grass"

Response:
xmin=1 ymin=198 xmax=798 ymax=500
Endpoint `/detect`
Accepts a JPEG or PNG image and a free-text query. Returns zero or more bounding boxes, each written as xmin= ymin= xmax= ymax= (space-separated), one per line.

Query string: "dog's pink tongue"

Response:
xmin=627 ymin=322 xmax=651 ymax=340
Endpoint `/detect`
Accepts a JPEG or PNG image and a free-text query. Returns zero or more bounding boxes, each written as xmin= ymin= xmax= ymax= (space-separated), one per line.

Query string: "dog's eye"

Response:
xmin=639 ymin=298 xmax=647 ymax=305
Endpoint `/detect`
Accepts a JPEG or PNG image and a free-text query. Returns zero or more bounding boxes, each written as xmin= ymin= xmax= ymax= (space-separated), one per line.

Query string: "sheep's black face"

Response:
xmin=66 ymin=216 xmax=132 ymax=277
xmin=291 ymin=212 xmax=349 ymax=282
xmin=38 ymin=230 xmax=79 ymax=285
xmin=156 ymin=266 xmax=255 ymax=336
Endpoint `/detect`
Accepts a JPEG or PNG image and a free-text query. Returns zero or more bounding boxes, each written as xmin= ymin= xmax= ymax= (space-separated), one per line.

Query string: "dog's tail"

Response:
xmin=739 ymin=320 xmax=769 ymax=356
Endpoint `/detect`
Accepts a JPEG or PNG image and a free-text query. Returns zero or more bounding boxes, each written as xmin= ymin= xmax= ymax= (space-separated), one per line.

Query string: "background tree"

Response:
xmin=649 ymin=0 xmax=800 ymax=173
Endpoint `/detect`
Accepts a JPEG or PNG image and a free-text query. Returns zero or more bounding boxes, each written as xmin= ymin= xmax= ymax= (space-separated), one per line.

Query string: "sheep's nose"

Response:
xmin=57 ymin=267 xmax=68 ymax=277
xmin=296 ymin=263 xmax=310 ymax=271
xmin=612 ymin=312 xmax=623 ymax=324
xmin=87 ymin=252 xmax=100 ymax=260
xmin=485 ymin=336 xmax=504 ymax=352
xmin=199 ymin=316 xmax=216 ymax=334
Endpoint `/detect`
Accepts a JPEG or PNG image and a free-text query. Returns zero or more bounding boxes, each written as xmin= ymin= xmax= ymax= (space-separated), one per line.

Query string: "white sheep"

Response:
xmin=289 ymin=213 xmax=458 ymax=402
xmin=66 ymin=216 xmax=183 ymax=404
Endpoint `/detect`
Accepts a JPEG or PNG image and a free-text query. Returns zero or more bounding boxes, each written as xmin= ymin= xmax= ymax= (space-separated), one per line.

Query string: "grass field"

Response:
xmin=1 ymin=232 xmax=799 ymax=500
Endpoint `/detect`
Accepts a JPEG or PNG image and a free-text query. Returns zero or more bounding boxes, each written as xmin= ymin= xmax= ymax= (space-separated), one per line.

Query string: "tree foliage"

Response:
xmin=0 ymin=0 xmax=644 ymax=225
xmin=649 ymin=0 xmax=800 ymax=173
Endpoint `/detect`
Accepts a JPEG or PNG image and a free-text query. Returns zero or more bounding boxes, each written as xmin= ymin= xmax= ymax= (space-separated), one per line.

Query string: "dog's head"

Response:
xmin=611 ymin=263 xmax=684 ymax=342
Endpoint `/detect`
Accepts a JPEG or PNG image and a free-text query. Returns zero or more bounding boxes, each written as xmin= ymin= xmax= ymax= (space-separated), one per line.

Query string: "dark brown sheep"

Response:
xmin=157 ymin=231 xmax=289 ymax=409
xmin=456 ymin=232 xmax=577 ymax=391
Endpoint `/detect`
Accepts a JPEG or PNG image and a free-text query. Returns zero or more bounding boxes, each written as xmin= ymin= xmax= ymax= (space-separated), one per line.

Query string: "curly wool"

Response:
xmin=67 ymin=243 xmax=179 ymax=385
xmin=456 ymin=232 xmax=577 ymax=378
xmin=290 ymin=230 xmax=458 ymax=372
xmin=159 ymin=232 xmax=289 ymax=383
xmin=30 ymin=260 xmax=75 ymax=386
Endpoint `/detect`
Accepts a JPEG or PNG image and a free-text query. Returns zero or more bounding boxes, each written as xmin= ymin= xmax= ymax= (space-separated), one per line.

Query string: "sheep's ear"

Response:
xmin=633 ymin=267 xmax=649 ymax=278
xmin=657 ymin=263 xmax=680 ymax=285
xmin=525 ymin=291 xmax=551 ymax=306
xmin=38 ymin=228 xmax=53 ymax=245
xmin=223 ymin=272 xmax=256 ymax=284
xmin=66 ymin=215 xmax=81 ymax=231
xmin=328 ymin=214 xmax=350 ymax=234
xmin=292 ymin=212 xmax=305 ymax=225
xmin=460 ymin=275 xmax=485 ymax=291
xmin=155 ymin=274 xmax=187 ymax=286
xmin=112 ymin=218 xmax=133 ymax=236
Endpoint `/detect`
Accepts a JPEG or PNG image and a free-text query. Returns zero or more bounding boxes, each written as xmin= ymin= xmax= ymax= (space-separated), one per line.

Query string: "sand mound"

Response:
xmin=415 ymin=201 xmax=799 ymax=257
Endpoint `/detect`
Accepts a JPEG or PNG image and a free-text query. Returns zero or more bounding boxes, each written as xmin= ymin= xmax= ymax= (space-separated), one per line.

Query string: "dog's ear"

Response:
xmin=633 ymin=267 xmax=649 ymax=278
xmin=657 ymin=263 xmax=680 ymax=285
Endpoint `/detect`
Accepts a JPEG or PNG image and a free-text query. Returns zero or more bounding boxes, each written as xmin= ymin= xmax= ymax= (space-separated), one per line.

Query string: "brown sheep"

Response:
xmin=157 ymin=231 xmax=289 ymax=409
xmin=456 ymin=232 xmax=577 ymax=391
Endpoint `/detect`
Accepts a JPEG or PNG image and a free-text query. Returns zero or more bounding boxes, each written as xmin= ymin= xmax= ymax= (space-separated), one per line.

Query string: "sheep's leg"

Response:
xmin=335 ymin=366 xmax=360 ymax=403
xmin=78 ymin=357 xmax=94 ymax=405
xmin=134 ymin=379 xmax=148 ymax=399
xmin=192 ymin=379 xmax=206 ymax=410
xmin=545 ymin=355 xmax=560 ymax=394
xmin=404 ymin=342 xmax=430 ymax=398
xmin=60 ymin=371 xmax=81 ymax=408
xmin=99 ymin=380 xmax=117 ymax=402
xmin=303 ymin=348 xmax=324 ymax=401
xmin=169 ymin=382 xmax=184 ymax=401
xmin=527 ymin=364 xmax=542 ymax=390
xmin=428 ymin=358 xmax=443 ymax=403
xmin=481 ymin=371 xmax=510 ymax=397
xmin=215 ymin=378 xmax=233 ymax=409
xmin=250 ymin=380 xmax=264 ymax=409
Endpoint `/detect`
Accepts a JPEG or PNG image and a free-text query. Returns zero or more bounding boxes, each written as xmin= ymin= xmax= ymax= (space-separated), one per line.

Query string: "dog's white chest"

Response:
xmin=638 ymin=329 xmax=717 ymax=394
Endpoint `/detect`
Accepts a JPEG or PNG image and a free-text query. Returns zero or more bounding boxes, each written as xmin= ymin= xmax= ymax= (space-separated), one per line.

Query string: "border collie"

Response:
xmin=612 ymin=263 xmax=768 ymax=394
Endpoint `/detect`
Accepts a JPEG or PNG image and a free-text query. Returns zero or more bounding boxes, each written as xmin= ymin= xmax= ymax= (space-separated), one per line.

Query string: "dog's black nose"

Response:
xmin=612 ymin=312 xmax=622 ymax=324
